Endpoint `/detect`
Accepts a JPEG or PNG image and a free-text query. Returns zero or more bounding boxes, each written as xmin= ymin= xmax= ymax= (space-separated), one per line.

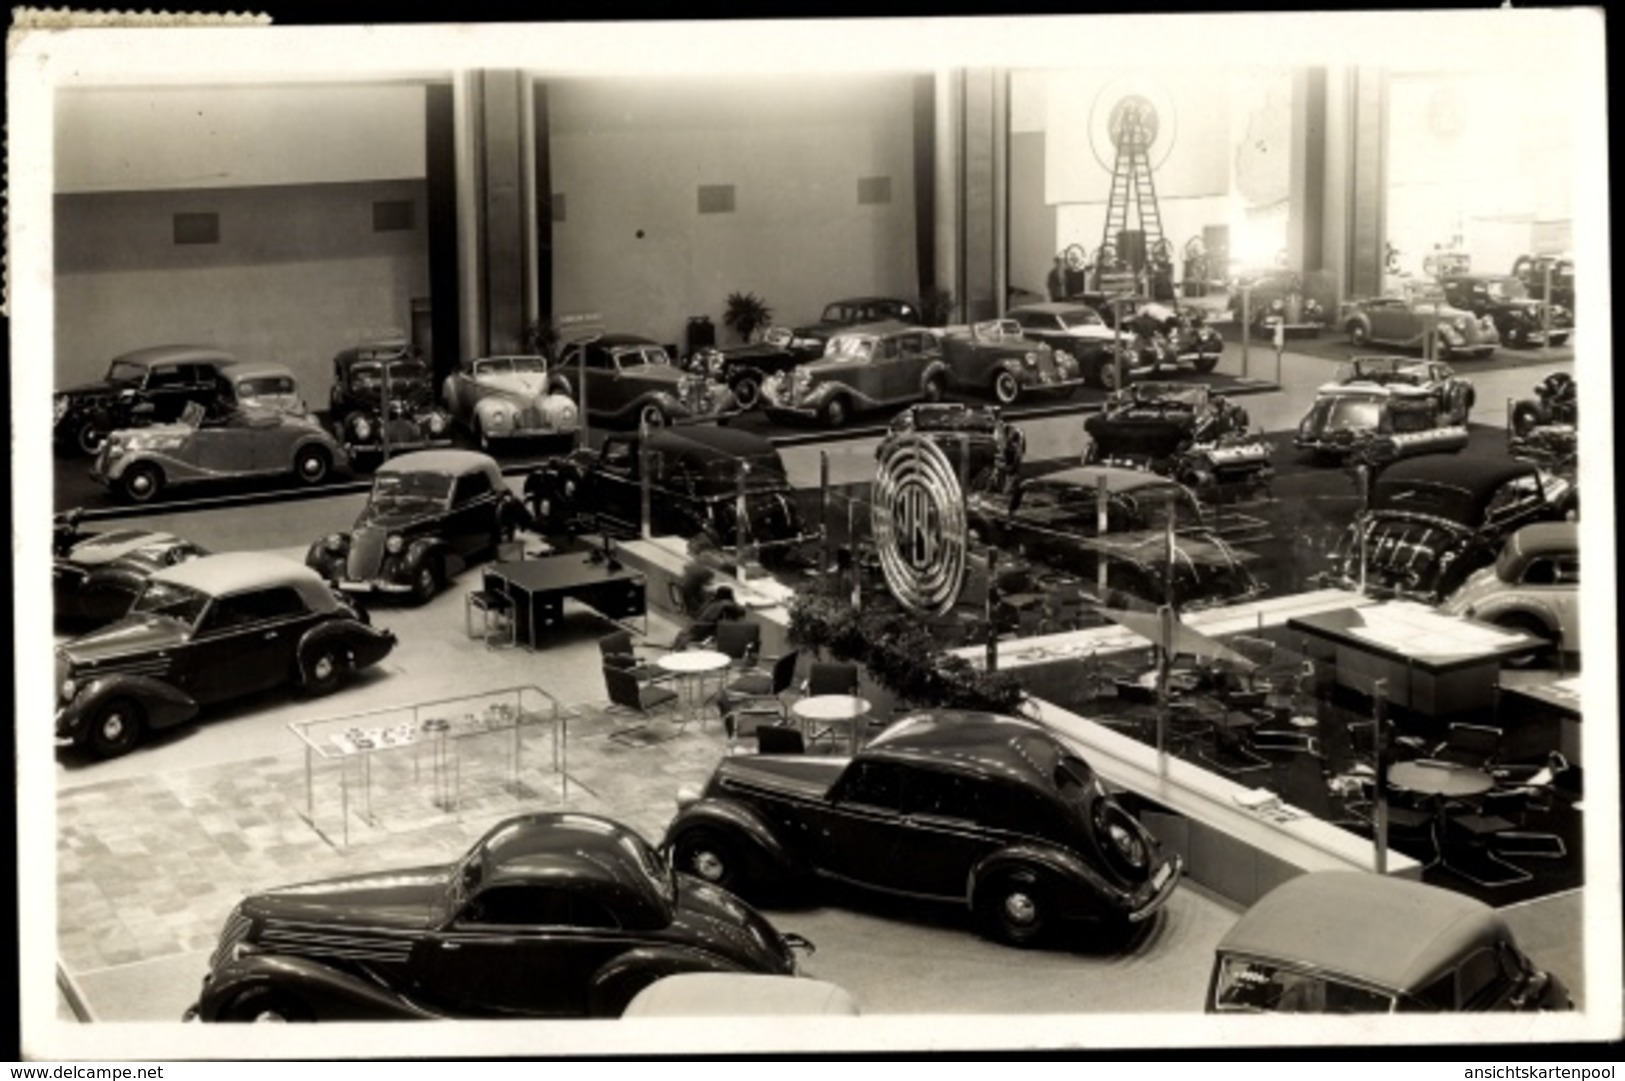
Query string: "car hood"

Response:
xmin=243 ymin=864 xmax=452 ymax=931
xmin=354 ymin=503 xmax=445 ymax=532
xmin=670 ymin=876 xmax=796 ymax=973
xmin=713 ymin=754 xmax=846 ymax=800
xmin=66 ymin=529 xmax=183 ymax=566
xmin=475 ymin=372 xmax=554 ymax=400
xmin=59 ymin=377 xmax=129 ymax=398
xmin=61 ymin=613 xmax=188 ymax=664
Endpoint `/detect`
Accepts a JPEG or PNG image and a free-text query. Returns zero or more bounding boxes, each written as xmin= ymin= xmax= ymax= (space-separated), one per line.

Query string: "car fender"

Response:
xmin=587 ymin=946 xmax=746 ymax=1017
xmin=921 ymin=358 xmax=952 ymax=389
xmin=197 ymin=953 xmax=440 ymax=1021
xmin=524 ymin=464 xmax=580 ymax=520
xmin=969 ymin=841 xmax=1126 ymax=921
xmin=664 ymin=799 xmax=805 ymax=882
xmin=403 ymin=536 xmax=461 ymax=580
xmin=1470 ymin=594 xmax=1563 ymax=637
xmin=291 ymin=429 xmax=350 ymax=471
xmin=297 ymin=620 xmax=397 ymax=678
xmin=61 ymin=673 xmax=198 ymax=735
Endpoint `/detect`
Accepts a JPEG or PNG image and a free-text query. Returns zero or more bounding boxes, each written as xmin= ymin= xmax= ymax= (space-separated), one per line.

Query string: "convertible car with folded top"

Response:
xmin=523 ymin=426 xmax=814 ymax=555
xmin=556 ymin=334 xmax=735 ymax=429
xmin=1321 ymin=455 xmax=1575 ymax=603
xmin=306 ymin=450 xmax=529 ymax=604
xmin=1082 ymin=383 xmax=1272 ymax=497
xmin=441 ymin=354 xmax=579 ymax=449
xmin=931 ymin=318 xmax=1083 ymax=404
xmin=664 ymin=711 xmax=1180 ymax=948
xmin=186 ymin=812 xmax=805 ymax=1021
xmin=1340 ymin=283 xmax=1500 ymax=359
xmin=54 ymin=508 xmax=210 ymax=630
xmin=967 ymin=464 xmax=1264 ymax=611
xmin=1294 ymin=357 xmax=1476 ymax=465
xmin=55 ymin=554 xmax=395 ymax=758
xmin=686 ymin=326 xmax=825 ymax=411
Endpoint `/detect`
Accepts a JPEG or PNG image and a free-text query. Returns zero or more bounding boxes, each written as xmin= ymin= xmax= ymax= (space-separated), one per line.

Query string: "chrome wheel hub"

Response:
xmin=1003 ymin=891 xmax=1036 ymax=925
xmin=692 ymin=851 xmax=724 ymax=881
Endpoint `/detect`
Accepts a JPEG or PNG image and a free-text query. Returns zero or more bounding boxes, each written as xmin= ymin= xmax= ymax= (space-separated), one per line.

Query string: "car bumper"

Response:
xmin=336 ymin=580 xmax=415 ymax=595
xmin=1126 ymin=855 xmax=1183 ymax=923
xmin=762 ymin=403 xmax=824 ymax=423
xmin=345 ymin=436 xmax=454 ymax=456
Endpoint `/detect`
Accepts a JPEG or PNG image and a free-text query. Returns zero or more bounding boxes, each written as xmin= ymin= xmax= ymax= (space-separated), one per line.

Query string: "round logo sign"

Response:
xmin=872 ymin=434 xmax=967 ymax=616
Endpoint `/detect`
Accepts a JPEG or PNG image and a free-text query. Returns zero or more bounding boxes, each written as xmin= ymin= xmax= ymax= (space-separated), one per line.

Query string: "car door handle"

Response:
xmin=263 ymin=631 xmax=279 ymax=640
xmin=441 ymin=942 xmax=461 ymax=951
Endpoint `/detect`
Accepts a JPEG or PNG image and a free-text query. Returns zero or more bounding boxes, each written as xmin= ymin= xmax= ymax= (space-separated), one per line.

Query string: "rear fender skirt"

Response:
xmin=588 ymin=947 xmax=740 ymax=1016
xmin=66 ymin=673 xmax=197 ymax=732
xmin=297 ymin=621 xmax=396 ymax=677
xmin=970 ymin=842 xmax=1124 ymax=921
xmin=199 ymin=953 xmax=438 ymax=1021
xmin=664 ymin=799 xmax=803 ymax=881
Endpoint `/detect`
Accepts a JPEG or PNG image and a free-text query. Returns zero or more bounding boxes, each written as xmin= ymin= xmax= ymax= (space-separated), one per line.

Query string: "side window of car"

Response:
xmin=903 ymin=768 xmax=983 ymax=823
xmin=202 ymin=587 xmax=308 ymax=632
xmin=972 ymin=779 xmax=1053 ymax=836
xmin=1552 ymin=554 xmax=1579 ymax=585
xmin=834 ymin=760 xmax=905 ymax=811
xmin=463 ymin=886 xmax=621 ymax=929
xmin=145 ymin=365 xmax=187 ymax=390
xmin=1485 ymin=477 xmax=1540 ymax=522
xmin=452 ymin=470 xmax=494 ymax=507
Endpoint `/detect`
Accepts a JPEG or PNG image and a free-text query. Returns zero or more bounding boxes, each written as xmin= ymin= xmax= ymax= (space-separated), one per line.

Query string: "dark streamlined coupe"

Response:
xmin=664 ymin=711 xmax=1181 ymax=947
xmin=185 ymin=813 xmax=804 ymax=1021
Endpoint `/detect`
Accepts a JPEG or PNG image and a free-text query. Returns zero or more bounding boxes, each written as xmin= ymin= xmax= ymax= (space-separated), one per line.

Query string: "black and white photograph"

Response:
xmin=9 ymin=9 xmax=1618 ymax=1060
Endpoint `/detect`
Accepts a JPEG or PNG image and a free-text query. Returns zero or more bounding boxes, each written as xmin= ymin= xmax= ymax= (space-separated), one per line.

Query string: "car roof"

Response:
xmin=1375 ymin=455 xmax=1536 ymax=496
xmin=476 ymin=813 xmax=663 ymax=898
xmin=861 ymin=710 xmax=1069 ymax=786
xmin=336 ymin=340 xmax=418 ymax=363
xmin=1216 ymin=872 xmax=1510 ymax=993
xmin=1008 ymin=302 xmax=1096 ymax=316
xmin=829 ymin=320 xmax=919 ymax=339
xmin=219 ymin=359 xmax=298 ymax=381
xmin=1036 ymin=464 xmax=1188 ymax=496
xmin=639 ymin=425 xmax=779 ymax=461
xmin=594 ymin=333 xmax=661 ymax=349
xmin=151 ymin=552 xmax=336 ymax=606
xmin=376 ymin=449 xmax=503 ymax=480
xmin=1506 ymin=521 xmax=1577 ymax=560
xmin=109 ymin=345 xmax=236 ymax=368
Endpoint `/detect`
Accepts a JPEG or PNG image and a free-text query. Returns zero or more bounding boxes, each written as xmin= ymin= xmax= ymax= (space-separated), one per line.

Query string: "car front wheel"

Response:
xmin=1347 ymin=321 xmax=1369 ymax=346
xmin=119 ymin=463 xmax=165 ymax=504
xmin=732 ymin=374 xmax=762 ymax=410
xmin=75 ymin=419 xmax=108 ymax=456
xmin=821 ymin=396 xmax=851 ymax=428
xmin=673 ymin=827 xmax=746 ymax=893
xmin=639 ymin=404 xmax=666 ymax=430
xmin=411 ymin=559 xmax=443 ymax=606
xmin=993 ymin=371 xmax=1022 ymax=406
xmin=922 ymin=373 xmax=947 ymax=403
xmin=293 ymin=446 xmax=331 ymax=486
xmin=222 ymin=987 xmax=312 ymax=1023
xmin=978 ymin=869 xmax=1050 ymax=948
xmin=301 ymin=644 xmax=348 ymax=696
xmin=1096 ymin=357 xmax=1122 ymax=391
xmin=87 ymin=697 xmax=145 ymax=759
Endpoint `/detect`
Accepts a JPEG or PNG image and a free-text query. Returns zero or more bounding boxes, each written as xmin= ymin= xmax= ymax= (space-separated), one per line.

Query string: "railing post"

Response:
xmin=1372 ymin=678 xmax=1389 ymax=874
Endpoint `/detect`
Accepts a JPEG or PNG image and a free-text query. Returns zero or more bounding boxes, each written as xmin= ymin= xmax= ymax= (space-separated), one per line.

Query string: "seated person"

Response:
xmin=674 ymin=585 xmax=747 ymax=649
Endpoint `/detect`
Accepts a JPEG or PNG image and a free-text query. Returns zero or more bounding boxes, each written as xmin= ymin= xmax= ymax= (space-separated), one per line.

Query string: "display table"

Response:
xmin=793 ymin=694 xmax=872 ymax=754
xmin=488 ymin=556 xmax=647 ymax=647
xmin=1386 ymin=759 xmax=1496 ymax=876
xmin=1495 ymin=671 xmax=1583 ymax=767
xmin=658 ymin=649 xmax=731 ymax=725
xmin=1286 ymin=602 xmax=1545 ymax=716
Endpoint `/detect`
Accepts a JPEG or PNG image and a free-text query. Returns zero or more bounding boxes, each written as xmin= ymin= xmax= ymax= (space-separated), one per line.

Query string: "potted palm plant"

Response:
xmin=723 ymin=292 xmax=773 ymax=343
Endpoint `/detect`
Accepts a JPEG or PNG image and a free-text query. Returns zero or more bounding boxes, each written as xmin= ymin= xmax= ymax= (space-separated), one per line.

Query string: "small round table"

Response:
xmin=658 ymin=649 xmax=732 ymax=725
xmin=792 ymin=694 xmax=872 ymax=754
xmin=1386 ymin=760 xmax=1496 ymax=873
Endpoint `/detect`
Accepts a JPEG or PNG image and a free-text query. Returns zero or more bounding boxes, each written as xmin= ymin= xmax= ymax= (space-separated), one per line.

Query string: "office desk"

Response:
xmin=489 ymin=557 xmax=647 ymax=648
xmin=1287 ymin=602 xmax=1544 ymax=716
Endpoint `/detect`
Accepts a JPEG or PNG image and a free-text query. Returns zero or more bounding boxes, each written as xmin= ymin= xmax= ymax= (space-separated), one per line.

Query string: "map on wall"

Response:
xmin=1044 ymin=68 xmax=1228 ymax=204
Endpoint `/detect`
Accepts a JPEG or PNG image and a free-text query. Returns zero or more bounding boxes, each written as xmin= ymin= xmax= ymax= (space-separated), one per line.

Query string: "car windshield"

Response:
xmin=106 ymin=361 xmax=148 ymax=385
xmin=1483 ymin=278 xmax=1529 ymax=301
xmin=370 ymin=470 xmax=453 ymax=507
xmin=237 ymin=376 xmax=296 ymax=398
xmin=1058 ymin=309 xmax=1104 ymax=329
xmin=1132 ymin=384 xmax=1205 ymax=408
xmin=824 ymin=336 xmax=874 ymax=362
xmin=129 ymin=579 xmax=211 ymax=628
xmin=617 ymin=347 xmax=670 ymax=368
xmin=1212 ymin=956 xmax=1395 ymax=1013
xmin=1371 ymin=479 xmax=1478 ymax=524
xmin=1321 ymin=397 xmax=1383 ymax=432
xmin=509 ymin=357 xmax=548 ymax=373
xmin=351 ymin=359 xmax=428 ymax=387
xmin=697 ymin=451 xmax=790 ymax=488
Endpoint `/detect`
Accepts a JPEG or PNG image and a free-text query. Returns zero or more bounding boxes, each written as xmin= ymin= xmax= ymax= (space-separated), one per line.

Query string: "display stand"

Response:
xmin=289 ymin=684 xmax=569 ymax=847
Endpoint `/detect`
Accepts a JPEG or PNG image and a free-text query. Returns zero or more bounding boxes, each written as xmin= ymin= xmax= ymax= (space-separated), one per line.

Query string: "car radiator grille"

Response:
xmin=209 ymin=910 xmax=254 ymax=969
xmin=517 ymin=404 xmax=544 ymax=429
xmin=257 ymin=922 xmax=415 ymax=964
xmin=1036 ymin=352 xmax=1057 ymax=380
xmin=1363 ymin=521 xmax=1447 ymax=584
xmin=347 ymin=529 xmax=387 ymax=581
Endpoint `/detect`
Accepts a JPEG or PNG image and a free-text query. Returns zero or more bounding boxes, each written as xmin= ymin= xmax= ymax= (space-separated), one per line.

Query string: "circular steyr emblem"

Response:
xmin=872 ymin=433 xmax=967 ymax=616
xmin=1088 ymin=75 xmax=1179 ymax=175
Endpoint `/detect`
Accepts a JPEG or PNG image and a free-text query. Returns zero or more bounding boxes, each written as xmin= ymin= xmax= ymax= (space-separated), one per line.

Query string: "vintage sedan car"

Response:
xmin=1440 ymin=274 xmax=1572 ymax=348
xmin=1322 ymin=455 xmax=1576 ymax=602
xmin=1207 ymin=871 xmax=1570 ymax=1013
xmin=1508 ymin=373 xmax=1577 ymax=475
xmin=1005 ymin=301 xmax=1131 ymax=390
xmin=307 ymin=449 xmax=527 ymax=604
xmin=185 ymin=812 xmax=803 ymax=1021
xmin=556 ymin=333 xmax=734 ymax=429
xmin=1331 ymin=356 xmax=1476 ymax=421
xmin=1440 ymin=522 xmax=1579 ymax=661
xmin=441 ymin=354 xmax=579 ymax=449
xmin=92 ymin=402 xmax=350 ymax=504
xmin=932 ymin=318 xmax=1082 ymax=404
xmin=762 ymin=322 xmax=947 ymax=428
xmin=664 ymin=710 xmax=1181 ymax=947
xmin=687 ymin=326 xmax=825 ymax=410
xmin=1227 ymin=269 xmax=1327 ymax=330
xmin=54 ymin=553 xmax=395 ymax=758
xmin=328 ymin=339 xmax=454 ymax=460
xmin=218 ymin=359 xmax=308 ymax=417
xmin=1082 ymin=383 xmax=1272 ymax=497
xmin=54 ymin=344 xmax=236 ymax=456
xmin=967 ymin=465 xmax=1264 ymax=611
xmin=1128 ymin=302 xmax=1226 ymax=373
xmin=1340 ymin=283 xmax=1500 ymax=359
xmin=523 ymin=427 xmax=814 ymax=555
xmin=791 ymin=296 xmax=921 ymax=350
xmin=53 ymin=508 xmax=210 ymax=630
xmin=1294 ymin=383 xmax=1470 ymax=466
xmin=1510 ymin=253 xmax=1575 ymax=313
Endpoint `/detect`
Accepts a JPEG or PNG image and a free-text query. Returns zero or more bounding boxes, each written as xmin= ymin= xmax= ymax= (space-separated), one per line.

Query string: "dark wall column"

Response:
xmin=424 ymin=82 xmax=459 ymax=383
xmin=1345 ymin=66 xmax=1388 ymax=298
xmin=1288 ymin=67 xmax=1328 ymax=277
xmin=960 ymin=68 xmax=997 ymax=322
xmin=911 ymin=75 xmax=936 ymax=307
xmin=480 ymin=70 xmax=526 ymax=356
xmin=531 ymin=79 xmax=553 ymax=329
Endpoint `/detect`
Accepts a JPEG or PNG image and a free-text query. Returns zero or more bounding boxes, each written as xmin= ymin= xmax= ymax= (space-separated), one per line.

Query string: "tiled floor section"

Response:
xmin=57 ymin=701 xmax=740 ymax=977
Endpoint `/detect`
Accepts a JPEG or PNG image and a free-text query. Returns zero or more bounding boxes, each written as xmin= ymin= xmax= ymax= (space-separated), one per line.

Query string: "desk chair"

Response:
xmin=598 ymin=630 xmax=670 ymax=682
xmin=464 ymin=584 xmax=516 ymax=649
xmin=755 ymin=724 xmax=806 ymax=755
xmin=1432 ymin=723 xmax=1503 ymax=770
xmin=714 ymin=620 xmax=762 ymax=670
xmin=801 ymin=661 xmax=860 ymax=750
xmin=602 ymin=664 xmax=682 ymax=744
xmin=725 ymin=649 xmax=799 ymax=717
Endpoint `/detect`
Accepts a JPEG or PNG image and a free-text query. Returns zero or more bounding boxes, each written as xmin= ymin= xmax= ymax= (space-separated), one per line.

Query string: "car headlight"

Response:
xmin=351 ymin=415 xmax=374 ymax=440
xmin=1107 ymin=822 xmax=1148 ymax=869
xmin=707 ymin=352 xmax=725 ymax=376
xmin=60 ymin=678 xmax=77 ymax=703
xmin=426 ymin=412 xmax=448 ymax=436
xmin=385 ymin=534 xmax=404 ymax=554
xmin=1454 ymin=317 xmax=1468 ymax=332
xmin=323 ymin=532 xmax=346 ymax=553
xmin=54 ymin=395 xmax=69 ymax=422
xmin=677 ymin=374 xmax=694 ymax=396
xmin=1023 ymin=352 xmax=1038 ymax=368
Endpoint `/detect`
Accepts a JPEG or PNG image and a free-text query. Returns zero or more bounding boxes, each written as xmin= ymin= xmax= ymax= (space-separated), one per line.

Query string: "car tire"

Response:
xmin=672 ymin=827 xmax=748 ymax=895
xmin=821 ymin=396 xmax=851 ymax=428
xmin=1510 ymin=402 xmax=1543 ymax=437
xmin=301 ymin=643 xmax=348 ymax=697
xmin=86 ymin=697 xmax=145 ymax=759
xmin=1509 ymin=324 xmax=1528 ymax=348
xmin=993 ymin=371 xmax=1022 ymax=406
xmin=221 ymin=987 xmax=312 ymax=1023
xmin=922 ymin=373 xmax=947 ymax=403
xmin=410 ymin=559 xmax=443 ymax=606
xmin=1097 ymin=358 xmax=1122 ymax=391
xmin=732 ymin=374 xmax=762 ymax=410
xmin=978 ymin=869 xmax=1050 ymax=948
xmin=1493 ymin=612 xmax=1557 ymax=669
xmin=1347 ymin=321 xmax=1369 ymax=346
xmin=119 ymin=463 xmax=165 ymax=504
xmin=639 ymin=404 xmax=666 ymax=430
xmin=293 ymin=445 xmax=331 ymax=486
xmin=75 ymin=419 xmax=108 ymax=457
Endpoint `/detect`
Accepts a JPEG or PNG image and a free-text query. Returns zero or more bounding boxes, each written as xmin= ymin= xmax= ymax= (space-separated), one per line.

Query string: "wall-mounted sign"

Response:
xmin=872 ymin=433 xmax=968 ymax=617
